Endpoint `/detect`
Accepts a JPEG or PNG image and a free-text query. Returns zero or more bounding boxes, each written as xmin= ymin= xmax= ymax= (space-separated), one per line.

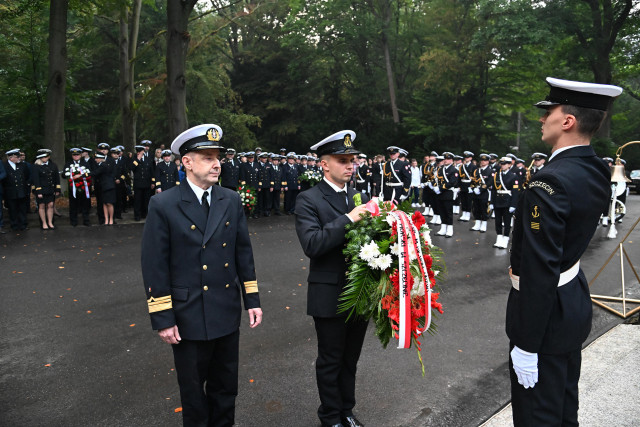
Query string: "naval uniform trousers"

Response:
xmin=493 ymin=207 xmax=513 ymax=236
xmin=6 ymin=197 xmax=28 ymax=230
xmin=437 ymin=195 xmax=454 ymax=225
xmin=313 ymin=316 xmax=368 ymax=426
xmin=69 ymin=191 xmax=91 ymax=226
xmin=270 ymin=189 xmax=281 ymax=213
xmin=172 ymin=330 xmax=240 ymax=427
xmin=509 ymin=343 xmax=581 ymax=427
xmin=471 ymin=193 xmax=489 ymax=221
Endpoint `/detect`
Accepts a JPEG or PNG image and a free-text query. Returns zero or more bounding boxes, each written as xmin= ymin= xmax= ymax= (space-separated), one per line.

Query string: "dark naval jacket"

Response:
xmin=2 ymin=161 xmax=30 ymax=199
xmin=507 ymin=145 xmax=610 ymax=354
xmin=141 ymin=182 xmax=260 ymax=340
xmin=295 ymin=179 xmax=369 ymax=317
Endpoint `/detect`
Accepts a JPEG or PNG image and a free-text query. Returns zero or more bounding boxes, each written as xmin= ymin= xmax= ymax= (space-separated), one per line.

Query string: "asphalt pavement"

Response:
xmin=1 ymin=195 xmax=638 ymax=426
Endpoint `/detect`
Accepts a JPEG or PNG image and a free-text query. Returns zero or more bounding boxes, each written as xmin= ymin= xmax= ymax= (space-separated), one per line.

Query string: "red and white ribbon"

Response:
xmin=389 ymin=211 xmax=432 ymax=349
xmin=82 ymin=177 xmax=90 ymax=198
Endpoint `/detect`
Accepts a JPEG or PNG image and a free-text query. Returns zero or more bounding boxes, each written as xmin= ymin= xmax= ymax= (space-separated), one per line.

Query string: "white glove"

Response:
xmin=468 ymin=187 xmax=473 ymax=194
xmin=489 ymin=204 xmax=494 ymax=210
xmin=509 ymin=206 xmax=516 ymax=214
xmin=510 ymin=346 xmax=538 ymax=389
xmin=399 ymin=194 xmax=408 ymax=202
xmin=427 ymin=182 xmax=433 ymax=189
xmin=433 ymin=187 xmax=441 ymax=195
xmin=361 ymin=190 xmax=366 ymax=194
xmin=474 ymin=187 xmax=481 ymax=195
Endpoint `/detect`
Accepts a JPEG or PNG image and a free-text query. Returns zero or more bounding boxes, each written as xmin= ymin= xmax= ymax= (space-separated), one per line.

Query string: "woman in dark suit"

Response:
xmin=92 ymin=153 xmax=116 ymax=225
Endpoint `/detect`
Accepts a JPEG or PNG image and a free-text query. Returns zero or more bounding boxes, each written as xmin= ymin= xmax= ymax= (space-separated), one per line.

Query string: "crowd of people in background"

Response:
xmin=0 ymin=142 xmax=631 ymax=242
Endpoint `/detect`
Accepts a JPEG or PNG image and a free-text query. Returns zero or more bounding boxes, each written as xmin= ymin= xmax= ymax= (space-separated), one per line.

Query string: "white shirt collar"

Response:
xmin=549 ymin=145 xmax=584 ymax=161
xmin=8 ymin=159 xmax=17 ymax=170
xmin=186 ymin=177 xmax=211 ymax=205
xmin=323 ymin=177 xmax=347 ymax=193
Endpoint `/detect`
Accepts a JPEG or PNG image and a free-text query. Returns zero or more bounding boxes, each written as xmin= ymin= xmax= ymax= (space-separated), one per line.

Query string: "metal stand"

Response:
xmin=589 ymin=216 xmax=640 ymax=318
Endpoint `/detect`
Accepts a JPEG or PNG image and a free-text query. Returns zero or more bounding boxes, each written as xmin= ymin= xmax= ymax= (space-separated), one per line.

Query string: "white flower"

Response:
xmin=359 ymin=241 xmax=380 ymax=262
xmin=433 ymin=270 xmax=439 ymax=277
xmin=374 ymin=254 xmax=393 ymax=270
xmin=390 ymin=243 xmax=400 ymax=256
xmin=386 ymin=214 xmax=397 ymax=227
xmin=408 ymin=245 xmax=417 ymax=261
xmin=411 ymin=275 xmax=425 ymax=298
xmin=422 ymin=230 xmax=432 ymax=247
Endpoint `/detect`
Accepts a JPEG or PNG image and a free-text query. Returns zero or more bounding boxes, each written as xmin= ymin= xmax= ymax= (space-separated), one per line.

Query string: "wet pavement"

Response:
xmin=1 ymin=195 xmax=638 ymax=426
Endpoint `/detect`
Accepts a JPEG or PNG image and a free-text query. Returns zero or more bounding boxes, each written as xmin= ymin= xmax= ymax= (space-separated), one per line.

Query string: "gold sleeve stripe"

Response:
xmin=36 ymin=187 xmax=42 ymax=190
xmin=148 ymin=295 xmax=172 ymax=313
xmin=133 ymin=161 xmax=138 ymax=166
xmin=244 ymin=281 xmax=258 ymax=294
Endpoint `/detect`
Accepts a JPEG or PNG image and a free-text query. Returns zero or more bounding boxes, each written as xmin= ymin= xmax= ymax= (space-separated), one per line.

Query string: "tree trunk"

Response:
xmin=380 ymin=1 xmax=399 ymax=124
xmin=166 ymin=0 xmax=198 ymax=139
xmin=43 ymin=0 xmax=68 ymax=177
xmin=119 ymin=0 xmax=142 ymax=152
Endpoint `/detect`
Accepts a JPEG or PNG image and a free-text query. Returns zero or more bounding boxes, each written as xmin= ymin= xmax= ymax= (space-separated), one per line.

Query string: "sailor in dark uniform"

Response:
xmin=458 ymin=151 xmax=476 ymax=222
xmin=433 ymin=152 xmax=459 ymax=237
xmin=269 ymin=154 xmax=284 ymax=215
xmin=239 ymin=151 xmax=259 ymax=190
xmin=92 ymin=153 xmax=117 ymax=225
xmin=131 ymin=145 xmax=155 ymax=221
xmin=470 ymin=153 xmax=492 ymax=233
xmin=3 ymin=149 xmax=31 ymax=231
xmin=489 ymin=157 xmax=520 ymax=249
xmin=507 ymin=77 xmax=622 ymax=426
xmin=381 ymin=146 xmax=411 ymax=203
xmin=80 ymin=147 xmax=95 ymax=170
xmin=489 ymin=153 xmax=499 ymax=172
xmin=256 ymin=152 xmax=274 ymax=217
xmin=283 ymin=152 xmax=301 ymax=215
xmin=420 ymin=151 xmax=438 ymax=217
xmin=295 ymin=130 xmax=369 ymax=427
xmin=155 ymin=149 xmax=180 ymax=194
xmin=141 ymin=124 xmax=262 ymax=427
xmin=95 ymin=143 xmax=111 ymax=224
xmin=220 ymin=148 xmax=240 ymax=191
xmin=32 ymin=152 xmax=61 ymax=230
xmin=354 ymin=154 xmax=370 ymax=195
xmin=64 ymin=148 xmax=92 ymax=226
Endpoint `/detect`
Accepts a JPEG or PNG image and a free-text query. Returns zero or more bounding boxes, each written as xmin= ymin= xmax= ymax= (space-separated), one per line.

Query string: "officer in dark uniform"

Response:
xmin=92 ymin=152 xmax=117 ymax=225
xmin=470 ymin=153 xmax=492 ymax=233
xmin=506 ymin=77 xmax=622 ymax=426
xmin=131 ymin=145 xmax=155 ymax=221
xmin=295 ymin=130 xmax=369 ymax=427
xmin=95 ymin=143 xmax=111 ymax=224
xmin=33 ymin=152 xmax=61 ymax=229
xmin=381 ymin=146 xmax=411 ymax=203
xmin=2 ymin=149 xmax=31 ymax=231
xmin=283 ymin=152 xmax=301 ymax=214
xmin=354 ymin=154 xmax=370 ymax=195
xmin=269 ymin=154 xmax=284 ymax=215
xmin=489 ymin=153 xmax=499 ymax=172
xmin=256 ymin=152 xmax=274 ymax=217
xmin=220 ymin=148 xmax=240 ymax=191
xmin=420 ymin=151 xmax=438 ymax=216
xmin=80 ymin=147 xmax=95 ymax=170
xmin=489 ymin=157 xmax=520 ymax=249
xmin=458 ymin=151 xmax=476 ymax=222
xmin=239 ymin=151 xmax=259 ymax=190
xmin=64 ymin=148 xmax=92 ymax=226
xmin=434 ymin=152 xmax=459 ymax=237
xmin=370 ymin=155 xmax=383 ymax=197
xmin=111 ymin=147 xmax=128 ymax=219
xmin=141 ymin=124 xmax=262 ymax=427
xmin=155 ymin=149 xmax=180 ymax=194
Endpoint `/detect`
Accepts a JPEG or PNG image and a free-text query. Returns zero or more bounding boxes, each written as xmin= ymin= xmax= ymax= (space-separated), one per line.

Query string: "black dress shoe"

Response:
xmin=341 ymin=416 xmax=364 ymax=427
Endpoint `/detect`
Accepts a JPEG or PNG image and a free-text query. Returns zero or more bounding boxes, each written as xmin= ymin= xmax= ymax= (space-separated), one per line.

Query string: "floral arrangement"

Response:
xmin=340 ymin=195 xmax=445 ymax=375
xmin=237 ymin=183 xmax=257 ymax=213
xmin=298 ymin=169 xmax=322 ymax=186
xmin=64 ymin=164 xmax=92 ymax=198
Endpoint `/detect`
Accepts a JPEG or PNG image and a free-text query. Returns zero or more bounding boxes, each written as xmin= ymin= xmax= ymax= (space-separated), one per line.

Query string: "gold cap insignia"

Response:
xmin=207 ymin=128 xmax=221 ymax=142
xmin=343 ymin=134 xmax=352 ymax=147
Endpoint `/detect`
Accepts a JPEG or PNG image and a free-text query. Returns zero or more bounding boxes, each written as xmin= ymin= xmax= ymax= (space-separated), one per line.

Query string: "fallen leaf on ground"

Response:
xmin=249 ymin=379 xmax=254 ymax=383
xmin=86 ymin=310 xmax=92 ymax=314
xmin=44 ymin=364 xmax=51 ymax=367
xmin=129 ymin=324 xmax=135 ymax=327
xmin=174 ymin=407 xmax=182 ymax=413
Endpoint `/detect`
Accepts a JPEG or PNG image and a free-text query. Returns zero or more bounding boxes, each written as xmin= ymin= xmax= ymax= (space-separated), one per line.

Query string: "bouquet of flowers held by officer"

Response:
xmin=340 ymin=195 xmax=445 ymax=375
xmin=64 ymin=164 xmax=92 ymax=198
xmin=237 ymin=183 xmax=257 ymax=213
xmin=298 ymin=169 xmax=322 ymax=186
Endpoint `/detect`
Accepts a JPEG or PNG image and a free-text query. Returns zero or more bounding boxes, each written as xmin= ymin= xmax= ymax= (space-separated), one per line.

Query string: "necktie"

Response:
xmin=202 ymin=191 xmax=210 ymax=216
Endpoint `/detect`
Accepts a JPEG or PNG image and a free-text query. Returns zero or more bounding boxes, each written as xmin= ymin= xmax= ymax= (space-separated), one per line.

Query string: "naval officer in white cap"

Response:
xmin=295 ymin=130 xmax=369 ymax=427
xmin=141 ymin=124 xmax=262 ymax=426
xmin=506 ymin=77 xmax=622 ymax=426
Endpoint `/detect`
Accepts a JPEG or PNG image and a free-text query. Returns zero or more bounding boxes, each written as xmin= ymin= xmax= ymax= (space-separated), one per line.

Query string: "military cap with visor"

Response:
xmin=535 ymin=77 xmax=623 ymax=111
xmin=311 ymin=130 xmax=360 ymax=156
xmin=170 ymin=124 xmax=226 ymax=157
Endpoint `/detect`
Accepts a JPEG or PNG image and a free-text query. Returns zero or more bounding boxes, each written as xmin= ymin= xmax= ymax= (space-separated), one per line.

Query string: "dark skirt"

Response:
xmin=102 ymin=189 xmax=116 ymax=204
xmin=37 ymin=194 xmax=56 ymax=205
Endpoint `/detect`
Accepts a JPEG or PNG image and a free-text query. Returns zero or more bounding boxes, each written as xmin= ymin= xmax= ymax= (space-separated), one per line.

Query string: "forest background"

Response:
xmin=1 ymin=0 xmax=639 ymax=171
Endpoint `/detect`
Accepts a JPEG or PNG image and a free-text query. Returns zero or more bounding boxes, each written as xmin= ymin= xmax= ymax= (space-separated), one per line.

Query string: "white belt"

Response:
xmin=385 ymin=183 xmax=403 ymax=187
xmin=461 ymin=179 xmax=471 ymax=183
xmin=356 ymin=179 xmax=365 ymax=184
xmin=497 ymin=190 xmax=512 ymax=195
xmin=510 ymin=261 xmax=580 ymax=291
